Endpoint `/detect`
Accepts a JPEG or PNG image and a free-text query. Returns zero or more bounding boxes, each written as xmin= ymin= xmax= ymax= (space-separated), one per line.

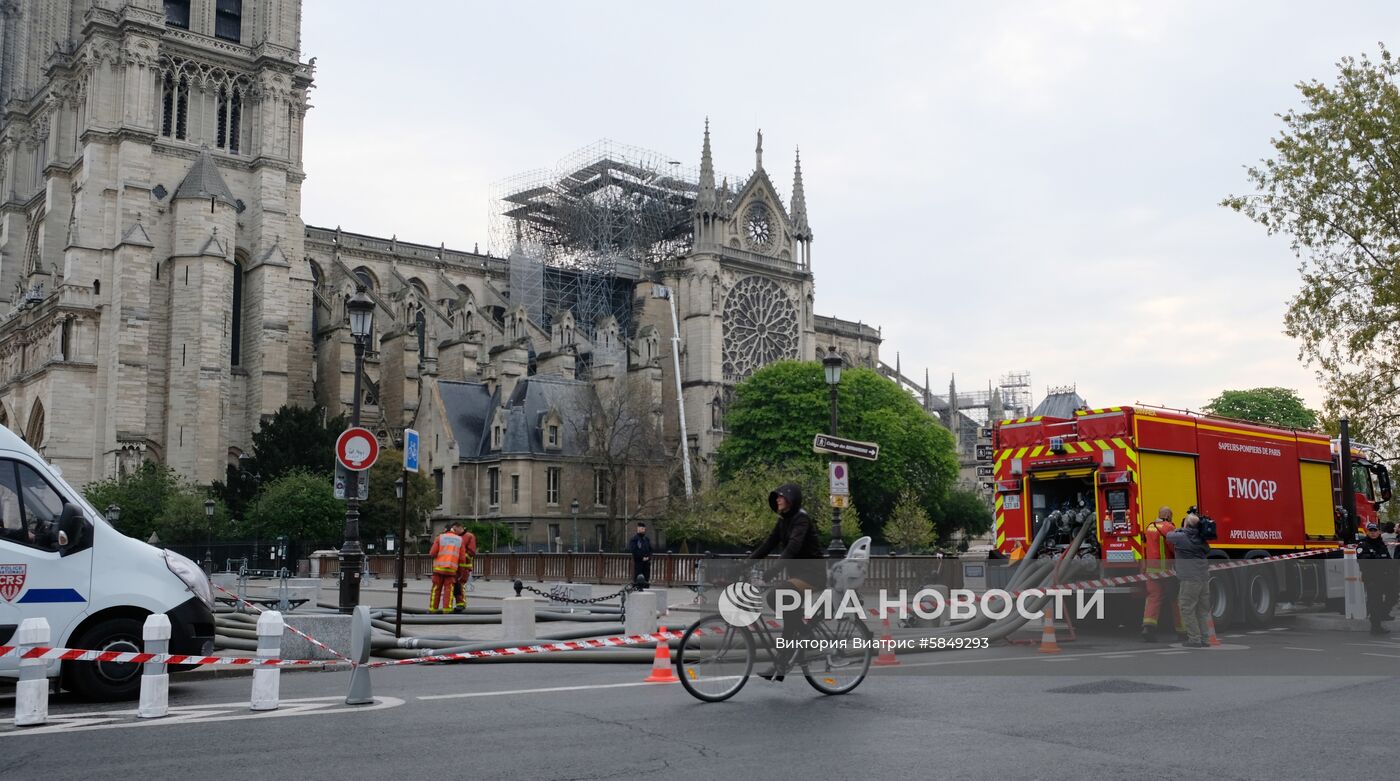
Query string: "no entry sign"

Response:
xmin=336 ymin=427 xmax=380 ymax=471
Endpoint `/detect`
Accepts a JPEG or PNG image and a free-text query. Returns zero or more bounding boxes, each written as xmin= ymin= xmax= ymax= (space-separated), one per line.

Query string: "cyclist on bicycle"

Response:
xmin=750 ymin=483 xmax=827 ymax=679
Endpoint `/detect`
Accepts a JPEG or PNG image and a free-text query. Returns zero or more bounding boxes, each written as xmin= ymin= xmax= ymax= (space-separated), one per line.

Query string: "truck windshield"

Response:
xmin=1352 ymin=463 xmax=1376 ymax=502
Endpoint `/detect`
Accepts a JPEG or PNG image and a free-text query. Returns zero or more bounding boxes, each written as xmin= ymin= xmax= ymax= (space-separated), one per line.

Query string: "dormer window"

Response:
xmin=547 ymin=425 xmax=559 ymax=447
xmin=492 ymin=424 xmax=503 ymax=450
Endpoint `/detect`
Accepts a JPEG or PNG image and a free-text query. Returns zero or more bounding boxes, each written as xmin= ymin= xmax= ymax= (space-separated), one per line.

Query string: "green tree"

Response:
xmin=1223 ymin=45 xmax=1400 ymax=455
xmin=884 ymin=490 xmax=935 ymax=553
xmin=717 ymin=361 xmax=959 ymax=541
xmin=213 ymin=405 xmax=346 ymax=517
xmin=664 ymin=462 xmax=862 ymax=550
xmin=934 ymin=487 xmax=993 ymax=547
xmin=358 ymin=450 xmax=437 ymax=541
xmin=244 ymin=470 xmax=345 ymax=542
xmin=84 ymin=462 xmax=231 ymax=544
xmin=1203 ymin=387 xmax=1319 ymax=429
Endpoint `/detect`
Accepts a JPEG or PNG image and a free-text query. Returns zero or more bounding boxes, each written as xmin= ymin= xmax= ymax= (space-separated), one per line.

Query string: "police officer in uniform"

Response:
xmin=1357 ymin=522 xmax=1397 ymax=635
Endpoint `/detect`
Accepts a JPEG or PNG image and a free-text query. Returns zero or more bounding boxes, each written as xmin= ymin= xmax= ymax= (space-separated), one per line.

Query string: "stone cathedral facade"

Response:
xmin=0 ymin=0 xmax=882 ymax=536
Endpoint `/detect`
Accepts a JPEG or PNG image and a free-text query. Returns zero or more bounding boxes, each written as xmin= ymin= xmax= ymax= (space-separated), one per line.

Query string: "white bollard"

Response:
xmin=251 ymin=610 xmax=284 ymax=711
xmin=138 ymin=614 xmax=172 ymax=719
xmin=624 ymin=590 xmax=660 ymax=637
xmin=502 ymin=596 xmax=536 ymax=643
xmin=928 ymin=585 xmax=950 ymax=628
xmin=1344 ymin=546 xmax=1365 ymax=621
xmin=14 ymin=617 xmax=50 ymax=727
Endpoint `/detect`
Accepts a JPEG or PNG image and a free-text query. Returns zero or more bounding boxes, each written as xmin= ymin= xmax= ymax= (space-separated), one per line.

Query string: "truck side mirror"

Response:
xmin=1377 ymin=465 xmax=1392 ymax=502
xmin=57 ymin=503 xmax=91 ymax=557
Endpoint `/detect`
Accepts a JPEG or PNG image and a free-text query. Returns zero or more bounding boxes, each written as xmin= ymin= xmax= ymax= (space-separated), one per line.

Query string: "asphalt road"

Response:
xmin=2 ymin=620 xmax=1397 ymax=781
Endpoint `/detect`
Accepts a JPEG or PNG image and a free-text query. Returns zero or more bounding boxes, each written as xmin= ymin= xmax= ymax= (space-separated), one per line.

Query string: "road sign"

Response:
xmin=812 ymin=434 xmax=879 ymax=461
xmin=403 ymin=428 xmax=420 ymax=473
xmin=980 ymin=427 xmax=993 ymax=440
xmin=830 ymin=494 xmax=850 ymax=509
xmin=336 ymin=427 xmax=380 ymax=471
xmin=980 ymin=481 xmax=995 ymax=491
xmin=829 ymin=461 xmax=850 ymax=496
xmin=976 ymin=465 xmax=994 ymax=477
xmin=975 ymin=445 xmax=994 ymax=461
xmin=334 ymin=462 xmax=370 ymax=500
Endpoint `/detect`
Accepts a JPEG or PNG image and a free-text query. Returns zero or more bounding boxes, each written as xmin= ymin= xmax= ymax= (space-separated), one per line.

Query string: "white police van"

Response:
xmin=0 ymin=426 xmax=215 ymax=700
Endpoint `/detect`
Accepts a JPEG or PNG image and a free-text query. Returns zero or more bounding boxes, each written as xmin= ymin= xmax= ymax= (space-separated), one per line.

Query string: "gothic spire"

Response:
xmin=755 ymin=128 xmax=764 ymax=171
xmin=696 ymin=118 xmax=717 ymax=214
xmin=790 ymin=147 xmax=811 ymax=240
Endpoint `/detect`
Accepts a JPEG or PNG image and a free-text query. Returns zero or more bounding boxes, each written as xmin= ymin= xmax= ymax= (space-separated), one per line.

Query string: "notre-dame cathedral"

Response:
xmin=0 ymin=1 xmax=882 ymax=543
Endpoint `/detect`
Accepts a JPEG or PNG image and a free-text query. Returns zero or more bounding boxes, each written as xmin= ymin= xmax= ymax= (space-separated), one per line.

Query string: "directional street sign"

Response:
xmin=980 ymin=481 xmax=995 ymax=491
xmin=976 ymin=465 xmax=994 ymax=477
xmin=975 ymin=444 xmax=994 ymax=461
xmin=812 ymin=434 xmax=880 ymax=461
xmin=403 ymin=428 xmax=421 ymax=473
xmin=829 ymin=461 xmax=850 ymax=496
xmin=980 ymin=427 xmax=994 ymax=440
xmin=336 ymin=427 xmax=380 ymax=471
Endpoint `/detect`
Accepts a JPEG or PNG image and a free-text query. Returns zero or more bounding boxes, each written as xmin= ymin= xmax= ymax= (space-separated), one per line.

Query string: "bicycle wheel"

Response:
xmin=677 ymin=615 xmax=755 ymax=703
xmin=803 ymin=615 xmax=873 ymax=695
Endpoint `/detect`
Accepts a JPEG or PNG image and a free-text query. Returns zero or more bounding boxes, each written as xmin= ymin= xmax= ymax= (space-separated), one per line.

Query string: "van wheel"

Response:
xmin=64 ymin=618 xmax=144 ymax=702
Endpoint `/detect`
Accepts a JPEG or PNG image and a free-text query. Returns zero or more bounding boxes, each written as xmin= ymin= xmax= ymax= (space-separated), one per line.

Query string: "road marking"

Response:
xmin=0 ymin=696 xmax=405 ymax=737
xmin=1362 ymin=653 xmax=1400 ymax=659
xmin=1268 ymin=627 xmax=1290 ymax=631
xmin=1247 ymin=630 xmax=1270 ymax=635
xmin=1283 ymin=647 xmax=1325 ymax=652
xmin=1100 ymin=655 xmax=1134 ymax=659
xmin=419 ymin=680 xmax=678 ymax=701
xmin=1223 ymin=634 xmax=1246 ymax=638
xmin=1156 ymin=651 xmax=1190 ymax=655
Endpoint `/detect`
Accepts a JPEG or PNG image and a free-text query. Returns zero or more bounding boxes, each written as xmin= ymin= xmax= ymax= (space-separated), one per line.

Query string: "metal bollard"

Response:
xmin=251 ymin=610 xmax=284 ymax=711
xmin=345 ymin=604 xmax=373 ymax=705
xmin=1344 ymin=545 xmax=1364 ymax=621
xmin=14 ymin=617 xmax=50 ymax=727
xmin=138 ymin=614 xmax=172 ymax=719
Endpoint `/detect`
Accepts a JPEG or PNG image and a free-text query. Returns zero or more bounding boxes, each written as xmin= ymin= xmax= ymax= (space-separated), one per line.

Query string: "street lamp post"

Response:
xmin=823 ymin=347 xmax=846 ymax=558
xmin=393 ymin=476 xmax=408 ymax=638
xmin=340 ymin=285 xmax=376 ymax=613
xmin=203 ymin=499 xmax=216 ymax=574
xmin=104 ymin=505 xmax=121 ymax=526
xmin=570 ymin=499 xmax=580 ymax=553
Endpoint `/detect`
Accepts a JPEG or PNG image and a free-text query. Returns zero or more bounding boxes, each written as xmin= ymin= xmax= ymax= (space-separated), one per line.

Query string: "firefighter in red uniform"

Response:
xmin=451 ymin=527 xmax=478 ymax=613
xmin=428 ymin=522 xmax=464 ymax=614
xmin=1141 ymin=506 xmax=1184 ymax=642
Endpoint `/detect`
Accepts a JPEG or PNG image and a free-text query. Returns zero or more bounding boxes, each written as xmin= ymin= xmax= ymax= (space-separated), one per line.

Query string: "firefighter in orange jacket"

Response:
xmin=451 ymin=527 xmax=478 ymax=613
xmin=428 ymin=522 xmax=464 ymax=614
xmin=1141 ymin=506 xmax=1183 ymax=642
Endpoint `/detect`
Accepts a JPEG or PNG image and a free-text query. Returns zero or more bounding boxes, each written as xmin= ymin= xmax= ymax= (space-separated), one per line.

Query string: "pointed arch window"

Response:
xmin=161 ymin=71 xmax=189 ymax=141
xmin=216 ymin=84 xmax=243 ymax=155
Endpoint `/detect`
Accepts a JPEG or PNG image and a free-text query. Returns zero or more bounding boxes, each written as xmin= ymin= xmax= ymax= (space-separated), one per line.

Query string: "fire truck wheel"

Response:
xmin=1207 ymin=558 xmax=1237 ymax=631
xmin=1242 ymin=551 xmax=1278 ymax=626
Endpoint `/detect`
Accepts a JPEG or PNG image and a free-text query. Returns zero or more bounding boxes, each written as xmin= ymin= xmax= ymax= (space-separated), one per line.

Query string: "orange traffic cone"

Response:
xmin=644 ymin=627 xmax=679 ymax=683
xmin=1038 ymin=608 xmax=1062 ymax=654
xmin=1205 ymin=616 xmax=1222 ymax=648
xmin=874 ymin=609 xmax=901 ymax=667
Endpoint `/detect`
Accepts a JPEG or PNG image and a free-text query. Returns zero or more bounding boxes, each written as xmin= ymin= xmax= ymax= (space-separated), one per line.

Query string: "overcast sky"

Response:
xmin=299 ymin=1 xmax=1398 ymax=415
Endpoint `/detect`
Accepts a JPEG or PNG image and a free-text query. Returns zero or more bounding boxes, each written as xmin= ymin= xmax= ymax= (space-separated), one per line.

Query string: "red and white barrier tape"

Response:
xmin=213 ymin=583 xmax=350 ymax=662
xmin=0 ymin=645 xmax=326 ymax=668
xmin=364 ymin=629 xmax=687 ymax=668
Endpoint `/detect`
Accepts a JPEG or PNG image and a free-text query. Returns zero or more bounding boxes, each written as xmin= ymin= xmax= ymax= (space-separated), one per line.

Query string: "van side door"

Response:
xmin=0 ymin=458 xmax=95 ymax=672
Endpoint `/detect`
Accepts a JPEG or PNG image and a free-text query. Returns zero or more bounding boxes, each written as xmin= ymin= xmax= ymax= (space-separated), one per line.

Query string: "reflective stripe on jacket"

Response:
xmin=1144 ymin=520 xmax=1175 ymax=572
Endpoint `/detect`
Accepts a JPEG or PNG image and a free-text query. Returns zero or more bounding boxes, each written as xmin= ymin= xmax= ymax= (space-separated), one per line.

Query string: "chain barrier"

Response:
xmin=518 ymin=583 xmax=636 ymax=606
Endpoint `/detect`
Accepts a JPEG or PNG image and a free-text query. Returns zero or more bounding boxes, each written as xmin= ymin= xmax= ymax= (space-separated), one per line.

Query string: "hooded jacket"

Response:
xmin=750 ymin=483 xmax=824 ymax=560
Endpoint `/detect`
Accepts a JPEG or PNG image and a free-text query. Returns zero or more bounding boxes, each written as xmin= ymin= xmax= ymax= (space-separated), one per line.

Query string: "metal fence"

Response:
xmin=308 ymin=552 xmax=965 ymax=591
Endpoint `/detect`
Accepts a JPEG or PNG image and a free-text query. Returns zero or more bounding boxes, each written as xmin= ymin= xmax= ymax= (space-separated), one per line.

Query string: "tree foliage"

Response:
xmin=212 ymin=405 xmax=346 ymax=518
xmin=716 ymin=361 xmax=959 ymax=541
xmin=884 ymin=490 xmax=935 ymax=552
xmin=664 ymin=462 xmax=862 ymax=551
xmin=84 ymin=462 xmax=231 ymax=544
xmin=1203 ymin=387 xmax=1319 ymax=429
xmin=934 ymin=487 xmax=994 ymax=545
xmin=357 ymin=449 xmax=437 ymax=541
xmin=244 ymin=470 xmax=344 ymax=543
xmin=1223 ymin=45 xmax=1400 ymax=456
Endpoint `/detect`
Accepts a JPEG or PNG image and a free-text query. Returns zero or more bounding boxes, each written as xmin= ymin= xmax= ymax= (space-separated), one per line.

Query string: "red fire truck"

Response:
xmin=992 ymin=405 xmax=1392 ymax=627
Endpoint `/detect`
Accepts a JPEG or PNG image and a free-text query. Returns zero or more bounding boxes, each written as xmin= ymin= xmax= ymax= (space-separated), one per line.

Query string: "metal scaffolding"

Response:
xmin=491 ymin=140 xmax=727 ymax=339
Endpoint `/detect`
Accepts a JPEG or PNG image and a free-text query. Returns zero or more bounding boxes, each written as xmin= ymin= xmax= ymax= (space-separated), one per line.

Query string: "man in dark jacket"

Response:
xmin=1166 ymin=514 xmax=1212 ymax=648
xmin=628 ymin=522 xmax=653 ymax=586
xmin=1357 ymin=522 xmax=1397 ymax=635
xmin=749 ymin=483 xmax=826 ymax=679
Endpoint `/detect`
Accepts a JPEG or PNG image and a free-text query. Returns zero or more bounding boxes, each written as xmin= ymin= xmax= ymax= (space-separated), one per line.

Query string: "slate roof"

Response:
xmin=437 ymin=376 xmax=597 ymax=462
xmin=173 ymin=147 xmax=238 ymax=207
xmin=1031 ymin=390 xmax=1089 ymax=419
